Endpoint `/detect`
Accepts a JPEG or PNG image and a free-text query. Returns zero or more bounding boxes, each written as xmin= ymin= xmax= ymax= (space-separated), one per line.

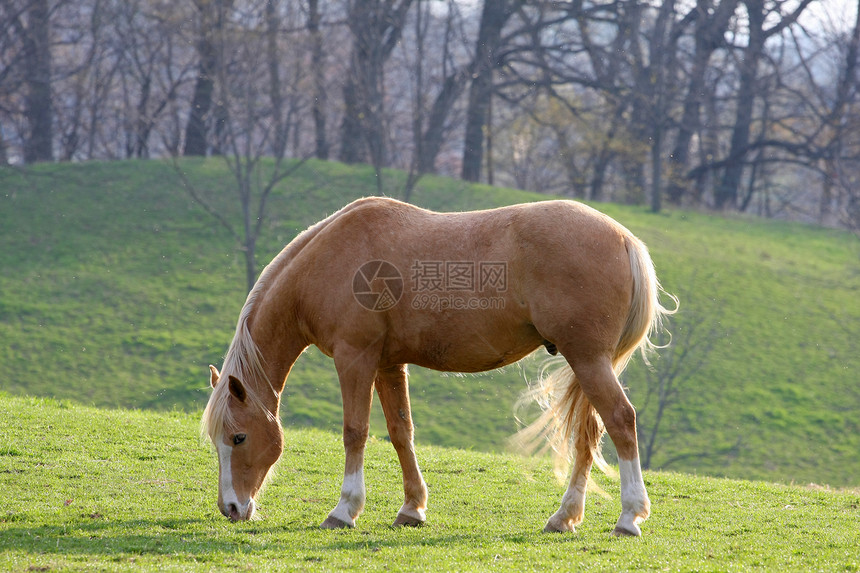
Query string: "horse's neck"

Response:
xmin=248 ymin=292 xmax=308 ymax=398
xmin=244 ymin=213 xmax=341 ymax=395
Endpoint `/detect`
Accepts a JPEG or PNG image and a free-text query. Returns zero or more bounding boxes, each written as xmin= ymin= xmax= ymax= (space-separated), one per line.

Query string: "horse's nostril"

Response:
xmin=228 ymin=503 xmax=240 ymax=521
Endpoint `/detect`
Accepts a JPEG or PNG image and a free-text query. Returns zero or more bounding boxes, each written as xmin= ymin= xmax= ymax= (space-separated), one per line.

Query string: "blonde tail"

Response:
xmin=512 ymin=358 xmax=609 ymax=482
xmin=614 ymin=234 xmax=677 ymax=374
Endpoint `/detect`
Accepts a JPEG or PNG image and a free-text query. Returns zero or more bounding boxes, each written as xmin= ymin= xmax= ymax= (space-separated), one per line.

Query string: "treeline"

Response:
xmin=2 ymin=0 xmax=859 ymax=225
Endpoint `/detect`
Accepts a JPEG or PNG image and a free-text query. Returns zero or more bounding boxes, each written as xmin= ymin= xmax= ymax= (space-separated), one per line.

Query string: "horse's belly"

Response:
xmin=395 ymin=320 xmax=542 ymax=373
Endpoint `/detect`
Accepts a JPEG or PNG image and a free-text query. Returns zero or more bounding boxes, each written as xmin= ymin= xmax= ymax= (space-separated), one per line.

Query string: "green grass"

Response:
xmin=1 ymin=393 xmax=859 ymax=572
xmin=1 ymin=159 xmax=859 ymax=488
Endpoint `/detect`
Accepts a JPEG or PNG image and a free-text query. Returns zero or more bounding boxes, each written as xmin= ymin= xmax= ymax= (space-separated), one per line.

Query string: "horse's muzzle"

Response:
xmin=220 ymin=498 xmax=256 ymax=521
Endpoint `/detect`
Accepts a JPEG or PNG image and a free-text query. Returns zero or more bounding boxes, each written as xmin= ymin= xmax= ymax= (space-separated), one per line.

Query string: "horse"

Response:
xmin=201 ymin=196 xmax=675 ymax=536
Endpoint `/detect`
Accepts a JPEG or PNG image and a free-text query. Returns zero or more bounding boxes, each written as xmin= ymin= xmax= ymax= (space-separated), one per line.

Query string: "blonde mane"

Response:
xmin=201 ymin=262 xmax=281 ymax=442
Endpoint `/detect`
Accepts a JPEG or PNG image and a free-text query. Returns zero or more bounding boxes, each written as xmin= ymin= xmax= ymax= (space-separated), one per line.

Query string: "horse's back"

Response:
xmin=312 ymin=197 xmax=628 ymax=257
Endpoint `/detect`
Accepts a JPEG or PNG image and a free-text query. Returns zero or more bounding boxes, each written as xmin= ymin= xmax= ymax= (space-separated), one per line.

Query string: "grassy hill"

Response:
xmin=1 ymin=159 xmax=859 ymax=487
xmin=1 ymin=394 xmax=858 ymax=571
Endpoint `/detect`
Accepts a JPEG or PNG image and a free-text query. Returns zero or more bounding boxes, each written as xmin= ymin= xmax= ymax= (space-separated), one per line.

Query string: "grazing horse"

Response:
xmin=201 ymin=197 xmax=675 ymax=536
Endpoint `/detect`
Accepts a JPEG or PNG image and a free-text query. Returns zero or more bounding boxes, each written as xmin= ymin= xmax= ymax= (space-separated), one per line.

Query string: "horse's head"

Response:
xmin=204 ymin=365 xmax=283 ymax=521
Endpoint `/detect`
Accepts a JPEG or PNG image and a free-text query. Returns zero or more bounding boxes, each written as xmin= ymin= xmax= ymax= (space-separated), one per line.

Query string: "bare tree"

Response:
xmin=176 ymin=2 xmax=307 ymax=292
xmin=339 ymin=0 xmax=414 ymax=188
xmin=1 ymin=0 xmax=858 ymax=231
xmin=114 ymin=0 xmax=194 ymax=159
xmin=21 ymin=0 xmax=53 ymax=163
xmin=397 ymin=0 xmax=474 ymax=198
xmin=667 ymin=0 xmax=739 ymax=206
xmin=306 ymin=0 xmax=329 ymax=160
xmin=0 ymin=1 xmax=29 ymax=164
xmin=184 ymin=0 xmax=233 ymax=157
xmin=816 ymin=0 xmax=860 ymax=227
xmin=715 ymin=0 xmax=816 ymax=209
xmin=460 ymin=0 xmax=517 ymax=182
xmin=623 ymin=291 xmax=724 ymax=470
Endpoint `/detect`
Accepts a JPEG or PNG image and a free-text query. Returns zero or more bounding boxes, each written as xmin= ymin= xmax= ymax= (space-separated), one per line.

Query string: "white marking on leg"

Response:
xmin=396 ymin=475 xmax=428 ymax=523
xmin=396 ymin=503 xmax=426 ymax=522
xmin=564 ymin=470 xmax=589 ymax=521
xmin=615 ymin=457 xmax=650 ymax=536
xmin=328 ymin=470 xmax=365 ymax=526
xmin=545 ymin=469 xmax=589 ymax=532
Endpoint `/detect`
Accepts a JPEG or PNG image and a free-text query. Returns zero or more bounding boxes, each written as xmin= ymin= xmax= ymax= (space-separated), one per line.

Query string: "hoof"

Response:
xmin=393 ymin=513 xmax=425 ymax=527
xmin=321 ymin=515 xmax=354 ymax=529
xmin=543 ymin=516 xmax=575 ymax=533
xmin=612 ymin=525 xmax=641 ymax=537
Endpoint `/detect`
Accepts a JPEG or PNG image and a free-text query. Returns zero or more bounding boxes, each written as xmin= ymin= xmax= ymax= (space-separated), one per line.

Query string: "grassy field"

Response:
xmin=1 ymin=159 xmax=859 ymax=487
xmin=1 ymin=394 xmax=858 ymax=572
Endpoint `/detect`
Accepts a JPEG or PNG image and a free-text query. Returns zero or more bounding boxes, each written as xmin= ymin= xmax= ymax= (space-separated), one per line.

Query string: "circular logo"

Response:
xmin=352 ymin=260 xmax=404 ymax=311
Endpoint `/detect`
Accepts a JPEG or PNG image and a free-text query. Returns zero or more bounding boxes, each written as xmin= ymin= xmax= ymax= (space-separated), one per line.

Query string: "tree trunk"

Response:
xmin=413 ymin=1 xmax=472 ymax=175
xmin=461 ymin=0 xmax=515 ymax=182
xmin=667 ymin=0 xmax=738 ymax=206
xmin=820 ymin=0 xmax=860 ymax=223
xmin=308 ymin=0 xmax=329 ymax=160
xmin=339 ymin=75 xmax=365 ymax=164
xmin=716 ymin=0 xmax=765 ymax=210
xmin=417 ymin=70 xmax=467 ymax=174
xmin=23 ymin=0 xmax=53 ymax=164
xmin=184 ymin=0 xmax=231 ymax=157
xmin=651 ymin=123 xmax=663 ymax=213
xmin=266 ymin=0 xmax=286 ymax=159
xmin=242 ymin=193 xmax=257 ymax=294
xmin=339 ymin=0 xmax=413 ymax=167
xmin=618 ymin=1 xmax=647 ymax=204
xmin=184 ymin=53 xmax=215 ymax=156
xmin=0 ymin=128 xmax=8 ymax=165
xmin=648 ymin=0 xmax=676 ymax=213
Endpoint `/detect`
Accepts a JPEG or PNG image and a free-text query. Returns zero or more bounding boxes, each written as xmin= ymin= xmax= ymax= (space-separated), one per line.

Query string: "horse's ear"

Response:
xmin=209 ymin=365 xmax=221 ymax=388
xmin=228 ymin=375 xmax=247 ymax=403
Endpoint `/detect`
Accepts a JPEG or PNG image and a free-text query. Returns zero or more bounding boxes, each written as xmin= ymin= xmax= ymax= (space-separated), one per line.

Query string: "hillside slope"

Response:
xmin=1 ymin=159 xmax=859 ymax=486
xmin=1 ymin=394 xmax=858 ymax=571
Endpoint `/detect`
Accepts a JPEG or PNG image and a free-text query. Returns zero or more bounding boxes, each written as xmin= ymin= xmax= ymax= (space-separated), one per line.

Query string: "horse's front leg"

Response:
xmin=375 ymin=364 xmax=428 ymax=527
xmin=321 ymin=346 xmax=377 ymax=529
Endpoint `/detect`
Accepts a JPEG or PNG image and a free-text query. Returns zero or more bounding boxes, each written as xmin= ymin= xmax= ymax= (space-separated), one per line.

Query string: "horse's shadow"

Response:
xmin=4 ymin=517 xmax=595 ymax=559
xmin=4 ymin=518 xmax=240 ymax=558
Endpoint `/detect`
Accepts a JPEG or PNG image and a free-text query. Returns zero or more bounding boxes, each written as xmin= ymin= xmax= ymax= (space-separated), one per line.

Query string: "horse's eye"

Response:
xmin=232 ymin=433 xmax=246 ymax=446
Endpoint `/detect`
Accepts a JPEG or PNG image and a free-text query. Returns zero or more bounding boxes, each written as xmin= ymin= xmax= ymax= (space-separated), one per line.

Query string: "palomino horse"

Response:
xmin=202 ymin=197 xmax=675 ymax=536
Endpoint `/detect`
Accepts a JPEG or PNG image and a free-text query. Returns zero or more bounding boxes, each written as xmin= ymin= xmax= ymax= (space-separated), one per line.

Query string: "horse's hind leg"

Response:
xmin=570 ymin=356 xmax=650 ymax=536
xmin=322 ymin=345 xmax=378 ymax=529
xmin=544 ymin=392 xmax=597 ymax=533
xmin=375 ymin=364 xmax=428 ymax=527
